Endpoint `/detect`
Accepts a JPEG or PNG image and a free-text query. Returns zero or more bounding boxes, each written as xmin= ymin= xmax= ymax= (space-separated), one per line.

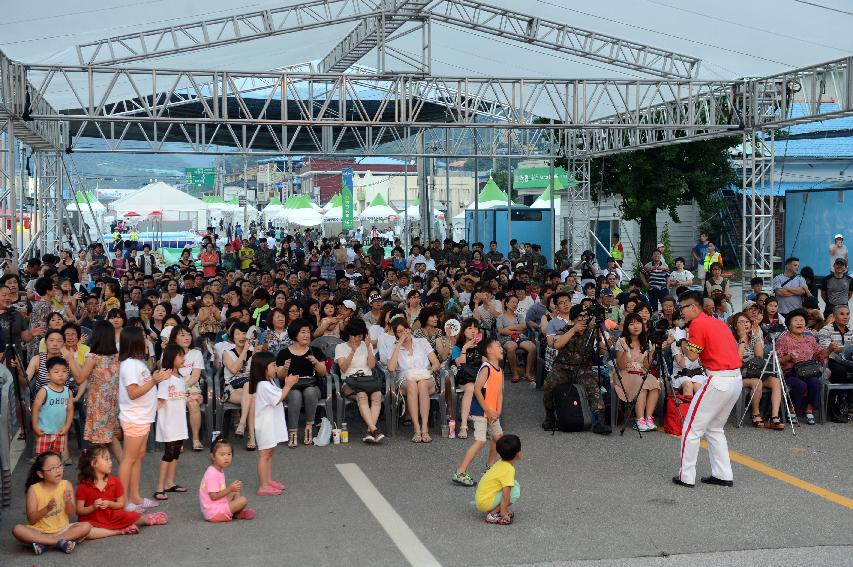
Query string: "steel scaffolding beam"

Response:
xmin=18 ymin=56 xmax=850 ymax=157
xmin=740 ymin=129 xmax=775 ymax=292
xmin=425 ymin=0 xmax=699 ymax=79
xmin=319 ymin=1 xmax=431 ymax=73
xmin=75 ymin=0 xmax=387 ymax=65
xmin=564 ymin=157 xmax=591 ymax=261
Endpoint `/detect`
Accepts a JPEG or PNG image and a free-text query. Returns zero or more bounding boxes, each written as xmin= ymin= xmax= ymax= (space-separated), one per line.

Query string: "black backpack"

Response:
xmin=829 ymin=393 xmax=850 ymax=423
xmin=554 ymin=382 xmax=592 ymax=432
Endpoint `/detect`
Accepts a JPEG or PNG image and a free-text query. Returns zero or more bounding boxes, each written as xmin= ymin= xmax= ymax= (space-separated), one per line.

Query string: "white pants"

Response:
xmin=678 ymin=370 xmax=742 ymax=485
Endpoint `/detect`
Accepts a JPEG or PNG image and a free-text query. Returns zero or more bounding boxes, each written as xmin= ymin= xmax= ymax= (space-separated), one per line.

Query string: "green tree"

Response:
xmin=589 ymin=137 xmax=738 ymax=262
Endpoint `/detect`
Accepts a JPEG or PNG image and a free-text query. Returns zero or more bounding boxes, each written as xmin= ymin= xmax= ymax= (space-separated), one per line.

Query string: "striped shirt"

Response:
xmin=643 ymin=261 xmax=670 ymax=290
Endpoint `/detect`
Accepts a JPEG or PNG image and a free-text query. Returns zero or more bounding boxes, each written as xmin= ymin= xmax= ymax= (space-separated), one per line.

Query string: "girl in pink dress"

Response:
xmin=199 ymin=438 xmax=255 ymax=522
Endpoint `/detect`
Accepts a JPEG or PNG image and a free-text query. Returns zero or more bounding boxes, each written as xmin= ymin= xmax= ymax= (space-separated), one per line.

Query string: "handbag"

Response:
xmin=345 ymin=369 xmax=382 ymax=394
xmin=293 ymin=375 xmax=318 ymax=390
xmin=742 ymin=357 xmax=765 ymax=378
xmin=792 ymin=360 xmax=823 ymax=380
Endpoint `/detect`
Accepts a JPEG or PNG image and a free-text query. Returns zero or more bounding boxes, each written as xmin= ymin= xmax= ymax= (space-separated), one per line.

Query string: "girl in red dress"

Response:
xmin=75 ymin=445 xmax=168 ymax=538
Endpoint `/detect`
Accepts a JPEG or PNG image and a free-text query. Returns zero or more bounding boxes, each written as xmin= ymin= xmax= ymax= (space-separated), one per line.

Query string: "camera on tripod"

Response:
xmin=584 ymin=303 xmax=606 ymax=321
xmin=649 ymin=318 xmax=672 ymax=345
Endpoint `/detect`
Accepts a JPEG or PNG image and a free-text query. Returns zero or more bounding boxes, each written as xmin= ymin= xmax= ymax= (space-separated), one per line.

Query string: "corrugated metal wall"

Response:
xmin=785 ymin=188 xmax=853 ymax=274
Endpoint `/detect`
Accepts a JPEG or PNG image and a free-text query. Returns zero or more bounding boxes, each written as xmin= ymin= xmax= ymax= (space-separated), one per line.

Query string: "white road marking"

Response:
xmin=336 ymin=463 xmax=441 ymax=567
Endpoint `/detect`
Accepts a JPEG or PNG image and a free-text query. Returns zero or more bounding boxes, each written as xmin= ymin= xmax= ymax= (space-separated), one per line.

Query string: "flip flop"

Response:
xmin=153 ymin=491 xmax=168 ymax=501
xmin=164 ymin=484 xmax=187 ymax=493
xmin=192 ymin=441 xmax=204 ymax=451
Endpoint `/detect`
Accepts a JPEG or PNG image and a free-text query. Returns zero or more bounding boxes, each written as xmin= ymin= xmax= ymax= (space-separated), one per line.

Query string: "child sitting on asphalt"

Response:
xmin=475 ymin=434 xmax=522 ymax=525
xmin=452 ymin=338 xmax=504 ymax=487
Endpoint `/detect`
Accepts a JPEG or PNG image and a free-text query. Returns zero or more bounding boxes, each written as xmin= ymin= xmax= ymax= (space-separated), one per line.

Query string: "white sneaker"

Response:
xmin=634 ymin=419 xmax=649 ymax=432
xmin=645 ymin=418 xmax=657 ymax=431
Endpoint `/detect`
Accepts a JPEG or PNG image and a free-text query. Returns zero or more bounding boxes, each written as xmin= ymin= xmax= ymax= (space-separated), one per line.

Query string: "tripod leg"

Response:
xmin=737 ymin=384 xmax=758 ymax=428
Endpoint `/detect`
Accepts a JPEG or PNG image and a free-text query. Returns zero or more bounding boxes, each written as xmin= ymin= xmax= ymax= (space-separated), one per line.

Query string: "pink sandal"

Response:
xmin=268 ymin=480 xmax=285 ymax=491
xmin=235 ymin=508 xmax=256 ymax=520
xmin=121 ymin=524 xmax=140 ymax=535
xmin=256 ymin=485 xmax=282 ymax=496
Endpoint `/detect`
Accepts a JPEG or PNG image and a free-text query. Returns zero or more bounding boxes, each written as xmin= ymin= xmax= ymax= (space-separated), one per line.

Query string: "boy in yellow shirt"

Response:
xmin=474 ymin=434 xmax=521 ymax=525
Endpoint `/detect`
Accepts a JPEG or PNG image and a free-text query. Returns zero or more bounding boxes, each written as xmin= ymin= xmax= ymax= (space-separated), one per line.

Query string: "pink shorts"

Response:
xmin=205 ymin=511 xmax=233 ymax=523
xmin=120 ymin=420 xmax=151 ymax=438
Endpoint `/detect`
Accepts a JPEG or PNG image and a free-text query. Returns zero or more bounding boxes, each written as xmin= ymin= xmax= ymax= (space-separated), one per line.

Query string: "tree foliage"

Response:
xmin=589 ymin=137 xmax=738 ymax=261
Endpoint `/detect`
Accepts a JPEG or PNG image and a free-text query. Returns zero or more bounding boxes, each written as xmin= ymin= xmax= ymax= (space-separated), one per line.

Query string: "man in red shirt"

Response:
xmin=673 ymin=290 xmax=743 ymax=488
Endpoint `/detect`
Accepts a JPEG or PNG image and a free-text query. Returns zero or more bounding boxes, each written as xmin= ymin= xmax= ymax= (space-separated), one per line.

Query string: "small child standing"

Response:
xmin=451 ymin=338 xmax=504 ymax=487
xmin=31 ymin=357 xmax=73 ymax=458
xmin=250 ymin=351 xmax=298 ymax=496
xmin=154 ymin=344 xmax=189 ymax=501
xmin=76 ymin=444 xmax=168 ymax=538
xmin=11 ymin=451 xmax=92 ymax=555
xmin=199 ymin=437 xmax=256 ymax=522
xmin=475 ymin=435 xmax=522 ymax=525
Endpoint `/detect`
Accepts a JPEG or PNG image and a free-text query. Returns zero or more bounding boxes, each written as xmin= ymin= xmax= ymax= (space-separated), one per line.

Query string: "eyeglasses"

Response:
xmin=681 ymin=302 xmax=699 ymax=311
xmin=42 ymin=464 xmax=65 ymax=474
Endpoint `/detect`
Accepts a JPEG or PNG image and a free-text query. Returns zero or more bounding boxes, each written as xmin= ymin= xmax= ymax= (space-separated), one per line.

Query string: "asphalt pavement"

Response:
xmin=1 ymin=371 xmax=852 ymax=567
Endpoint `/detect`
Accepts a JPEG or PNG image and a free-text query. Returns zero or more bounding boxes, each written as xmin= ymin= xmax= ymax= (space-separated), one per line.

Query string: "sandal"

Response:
xmin=246 ymin=438 xmax=257 ymax=451
xmin=457 ymin=426 xmax=468 ymax=439
xmin=769 ymin=416 xmax=785 ymax=430
xmin=303 ymin=425 xmax=314 ymax=446
xmin=153 ymin=491 xmax=168 ymax=501
xmin=164 ymin=484 xmax=187 ymax=493
xmin=751 ymin=414 xmax=764 ymax=428
xmin=421 ymin=432 xmax=433 ymax=443
xmin=121 ymin=524 xmax=140 ymax=535
xmin=235 ymin=424 xmax=245 ymax=437
xmin=288 ymin=432 xmax=298 ymax=448
xmin=510 ymin=374 xmax=521 ymax=383
xmin=411 ymin=432 xmax=423 ymax=443
xmin=192 ymin=440 xmax=204 ymax=451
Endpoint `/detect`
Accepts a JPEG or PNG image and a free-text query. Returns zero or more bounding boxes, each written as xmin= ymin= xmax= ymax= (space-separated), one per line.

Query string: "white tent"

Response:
xmin=323 ymin=206 xmax=343 ymax=223
xmin=404 ymin=196 xmax=445 ymax=221
xmin=263 ymin=197 xmax=285 ymax=220
xmin=360 ymin=194 xmax=398 ymax=224
xmin=465 ymin=177 xmax=516 ymax=210
xmin=356 ymin=170 xmax=391 ymax=204
xmin=109 ymin=182 xmax=208 ymax=226
xmin=530 ymin=185 xmax=562 ymax=212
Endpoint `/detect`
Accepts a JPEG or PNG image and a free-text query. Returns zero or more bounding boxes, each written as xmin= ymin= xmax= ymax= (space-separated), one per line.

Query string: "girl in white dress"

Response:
xmin=249 ymin=352 xmax=298 ymax=497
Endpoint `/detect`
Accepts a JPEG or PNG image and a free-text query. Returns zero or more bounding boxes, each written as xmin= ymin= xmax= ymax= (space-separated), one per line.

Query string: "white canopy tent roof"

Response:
xmin=109 ymin=182 xmax=208 ymax=221
xmin=360 ymin=194 xmax=398 ymax=224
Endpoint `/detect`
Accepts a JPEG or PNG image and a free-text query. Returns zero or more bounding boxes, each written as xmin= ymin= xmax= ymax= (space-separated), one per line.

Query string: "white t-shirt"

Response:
xmin=169 ymin=293 xmax=184 ymax=314
xmin=515 ymin=296 xmax=534 ymax=320
xmin=155 ymin=374 xmax=188 ymax=442
xmin=334 ymin=342 xmax=371 ymax=379
xmin=179 ymin=348 xmax=205 ymax=394
xmin=377 ymin=332 xmax=397 ymax=364
xmin=368 ymin=324 xmax=384 ymax=345
xmin=254 ymin=381 xmax=288 ymax=451
xmin=119 ymin=358 xmax=157 ymax=424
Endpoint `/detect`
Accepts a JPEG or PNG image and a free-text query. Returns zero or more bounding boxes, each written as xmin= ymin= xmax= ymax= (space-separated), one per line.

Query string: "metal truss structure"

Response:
xmin=0 ymin=0 xmax=850 ymax=285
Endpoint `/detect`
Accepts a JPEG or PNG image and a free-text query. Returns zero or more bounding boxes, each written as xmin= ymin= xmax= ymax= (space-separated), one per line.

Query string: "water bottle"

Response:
xmin=448 ymin=419 xmax=456 ymax=439
xmin=341 ymin=422 xmax=349 ymax=444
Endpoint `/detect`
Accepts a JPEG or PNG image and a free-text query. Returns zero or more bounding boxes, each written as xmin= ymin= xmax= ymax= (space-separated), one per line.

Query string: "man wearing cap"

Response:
xmin=829 ymin=234 xmax=848 ymax=271
xmin=363 ymin=292 xmax=383 ymax=326
xmin=542 ymin=300 xmax=612 ymax=435
xmin=821 ymin=258 xmax=853 ymax=318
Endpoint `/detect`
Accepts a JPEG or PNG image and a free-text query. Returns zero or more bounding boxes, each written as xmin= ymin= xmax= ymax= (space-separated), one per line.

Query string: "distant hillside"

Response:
xmin=68 ymin=152 xmax=214 ymax=190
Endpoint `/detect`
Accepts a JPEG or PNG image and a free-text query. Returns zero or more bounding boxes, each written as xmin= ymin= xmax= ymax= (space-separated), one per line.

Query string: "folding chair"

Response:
xmin=387 ymin=362 xmax=448 ymax=437
xmin=330 ymin=362 xmax=391 ymax=432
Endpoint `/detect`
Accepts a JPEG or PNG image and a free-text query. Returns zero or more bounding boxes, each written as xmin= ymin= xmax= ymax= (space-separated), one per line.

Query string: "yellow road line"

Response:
xmin=695 ymin=440 xmax=853 ymax=510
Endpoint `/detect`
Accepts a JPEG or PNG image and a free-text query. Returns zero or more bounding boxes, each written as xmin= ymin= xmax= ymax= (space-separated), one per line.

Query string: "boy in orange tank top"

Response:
xmin=452 ymin=338 xmax=504 ymax=487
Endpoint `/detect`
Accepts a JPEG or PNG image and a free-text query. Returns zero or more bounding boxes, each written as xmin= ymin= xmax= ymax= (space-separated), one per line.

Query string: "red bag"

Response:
xmin=664 ymin=394 xmax=692 ymax=436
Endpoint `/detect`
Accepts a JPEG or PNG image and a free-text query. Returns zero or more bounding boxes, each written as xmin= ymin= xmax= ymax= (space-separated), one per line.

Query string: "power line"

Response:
xmin=533 ymin=0 xmax=796 ymax=69
xmin=793 ymin=0 xmax=853 ymax=16
xmin=646 ymin=0 xmax=851 ymax=53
